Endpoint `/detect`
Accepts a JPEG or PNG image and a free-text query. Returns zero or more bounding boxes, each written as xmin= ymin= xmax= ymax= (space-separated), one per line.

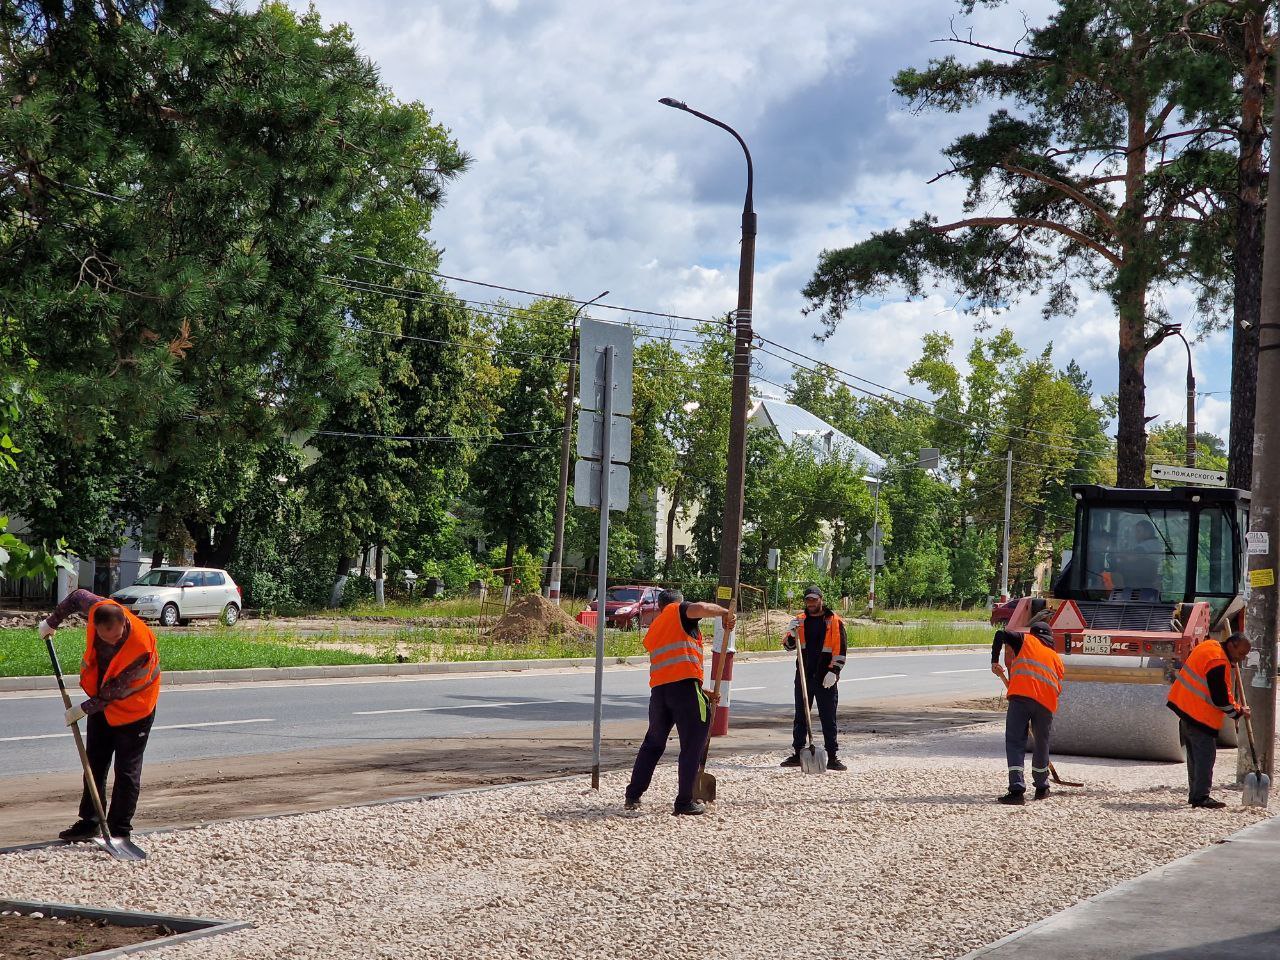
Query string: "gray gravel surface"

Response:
xmin=0 ymin=723 xmax=1270 ymax=960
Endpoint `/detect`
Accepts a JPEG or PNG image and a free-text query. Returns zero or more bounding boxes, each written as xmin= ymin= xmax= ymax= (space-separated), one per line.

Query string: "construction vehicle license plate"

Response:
xmin=1081 ymin=633 xmax=1113 ymax=654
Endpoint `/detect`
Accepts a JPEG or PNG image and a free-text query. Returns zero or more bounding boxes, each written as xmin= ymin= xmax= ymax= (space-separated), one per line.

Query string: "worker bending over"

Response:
xmin=40 ymin=590 xmax=161 ymax=842
xmin=625 ymin=590 xmax=733 ymax=816
xmin=780 ymin=585 xmax=847 ymax=771
xmin=991 ymin=619 xmax=1064 ymax=805
xmin=1166 ymin=632 xmax=1251 ymax=809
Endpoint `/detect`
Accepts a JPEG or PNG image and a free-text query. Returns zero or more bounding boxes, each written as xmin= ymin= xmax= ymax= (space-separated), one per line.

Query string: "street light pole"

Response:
xmin=659 ymin=97 xmax=756 ymax=608
xmin=1159 ymin=324 xmax=1197 ymax=468
xmin=547 ymin=290 xmax=610 ymax=602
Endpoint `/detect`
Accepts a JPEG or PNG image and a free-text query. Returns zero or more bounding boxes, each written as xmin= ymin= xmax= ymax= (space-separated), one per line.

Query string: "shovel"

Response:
xmin=44 ymin=636 xmax=147 ymax=861
xmin=793 ymin=633 xmax=826 ymax=776
xmin=693 ymin=602 xmax=736 ymax=803
xmin=1235 ymin=668 xmax=1271 ymax=808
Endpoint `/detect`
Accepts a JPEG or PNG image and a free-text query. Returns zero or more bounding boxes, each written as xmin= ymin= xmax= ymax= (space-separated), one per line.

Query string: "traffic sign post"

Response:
xmin=1150 ymin=463 xmax=1228 ymax=487
xmin=575 ymin=318 xmax=634 ymax=790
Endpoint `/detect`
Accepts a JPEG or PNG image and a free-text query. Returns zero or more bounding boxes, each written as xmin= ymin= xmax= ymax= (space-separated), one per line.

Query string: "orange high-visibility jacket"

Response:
xmin=644 ymin=602 xmax=704 ymax=688
xmin=1006 ymin=634 xmax=1065 ymax=713
xmin=1167 ymin=639 xmax=1237 ymax=732
xmin=80 ymin=600 xmax=161 ymax=726
xmin=792 ymin=610 xmax=844 ymax=664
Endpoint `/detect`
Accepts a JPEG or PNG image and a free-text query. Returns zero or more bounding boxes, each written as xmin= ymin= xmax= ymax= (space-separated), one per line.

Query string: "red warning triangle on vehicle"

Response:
xmin=1051 ymin=600 xmax=1087 ymax=633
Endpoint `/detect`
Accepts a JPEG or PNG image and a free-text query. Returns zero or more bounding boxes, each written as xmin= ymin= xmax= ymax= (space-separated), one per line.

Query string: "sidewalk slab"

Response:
xmin=0 ymin=644 xmax=988 ymax=692
xmin=961 ymin=813 xmax=1280 ymax=960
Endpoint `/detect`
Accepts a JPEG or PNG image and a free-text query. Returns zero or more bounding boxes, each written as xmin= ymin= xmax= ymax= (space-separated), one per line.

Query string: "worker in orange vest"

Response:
xmin=780 ymin=585 xmax=847 ymax=770
xmin=39 ymin=590 xmax=161 ymax=842
xmin=991 ymin=619 xmax=1064 ymax=805
xmin=624 ymin=589 xmax=734 ymax=816
xmin=1166 ymin=633 xmax=1251 ymax=809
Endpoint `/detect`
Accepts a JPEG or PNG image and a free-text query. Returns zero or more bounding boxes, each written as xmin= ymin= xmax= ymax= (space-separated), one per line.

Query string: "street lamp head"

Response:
xmin=658 ymin=97 xmax=688 ymax=110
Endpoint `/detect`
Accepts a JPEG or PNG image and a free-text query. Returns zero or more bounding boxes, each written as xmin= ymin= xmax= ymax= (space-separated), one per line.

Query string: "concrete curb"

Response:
xmin=0 ymin=644 xmax=989 ymax=692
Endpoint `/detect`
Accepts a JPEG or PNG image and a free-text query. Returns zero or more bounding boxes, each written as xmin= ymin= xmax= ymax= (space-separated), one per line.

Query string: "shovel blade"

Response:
xmin=799 ymin=745 xmax=827 ymax=775
xmin=1243 ymin=771 xmax=1271 ymax=809
xmin=693 ymin=771 xmax=716 ymax=803
xmin=91 ymin=835 xmax=147 ymax=862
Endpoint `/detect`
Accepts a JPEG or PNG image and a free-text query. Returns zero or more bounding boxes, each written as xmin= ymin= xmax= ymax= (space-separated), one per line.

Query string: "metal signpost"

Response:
xmin=574 ymin=318 xmax=633 ymax=789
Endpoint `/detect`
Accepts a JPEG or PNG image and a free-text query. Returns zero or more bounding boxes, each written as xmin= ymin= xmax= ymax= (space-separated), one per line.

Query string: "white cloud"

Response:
xmin=293 ymin=0 xmax=1236 ymax=443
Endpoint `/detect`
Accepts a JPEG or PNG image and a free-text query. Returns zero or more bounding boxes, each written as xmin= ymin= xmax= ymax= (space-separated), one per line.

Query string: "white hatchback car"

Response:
xmin=112 ymin=567 xmax=243 ymax=627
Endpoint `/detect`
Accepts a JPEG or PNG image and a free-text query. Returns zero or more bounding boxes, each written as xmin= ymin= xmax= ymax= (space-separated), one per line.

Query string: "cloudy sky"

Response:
xmin=299 ymin=0 xmax=1235 ymax=441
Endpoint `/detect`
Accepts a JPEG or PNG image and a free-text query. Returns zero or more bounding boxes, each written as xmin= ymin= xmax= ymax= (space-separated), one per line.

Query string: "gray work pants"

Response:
xmin=1180 ymin=718 xmax=1218 ymax=805
xmin=1005 ymin=695 xmax=1053 ymax=793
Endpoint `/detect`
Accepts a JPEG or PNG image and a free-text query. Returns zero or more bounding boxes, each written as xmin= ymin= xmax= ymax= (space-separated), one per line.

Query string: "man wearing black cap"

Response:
xmin=991 ymin=612 xmax=1064 ymax=805
xmin=781 ymin=585 xmax=847 ymax=771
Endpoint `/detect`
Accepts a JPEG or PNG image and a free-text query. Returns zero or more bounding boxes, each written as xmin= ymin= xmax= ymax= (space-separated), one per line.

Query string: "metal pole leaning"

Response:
xmin=590 ymin=345 xmax=615 ymax=790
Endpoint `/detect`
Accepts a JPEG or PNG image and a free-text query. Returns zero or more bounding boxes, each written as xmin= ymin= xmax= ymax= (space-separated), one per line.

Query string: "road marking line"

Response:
xmin=845 ymin=674 xmax=908 ymax=681
xmin=354 ymin=699 xmax=570 ymax=716
xmin=732 ymin=686 xmax=766 ymax=692
xmin=930 ymin=668 xmax=991 ymax=674
xmin=0 ymin=718 xmax=274 ymax=742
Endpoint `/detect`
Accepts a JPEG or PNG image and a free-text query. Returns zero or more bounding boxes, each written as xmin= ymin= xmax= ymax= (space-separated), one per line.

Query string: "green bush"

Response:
xmin=340 ymin=574 xmax=376 ymax=608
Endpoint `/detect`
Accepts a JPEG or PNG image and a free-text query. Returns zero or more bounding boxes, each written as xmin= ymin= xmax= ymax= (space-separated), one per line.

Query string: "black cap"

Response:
xmin=803 ymin=585 xmax=823 ymax=599
xmin=1029 ymin=621 xmax=1052 ymax=641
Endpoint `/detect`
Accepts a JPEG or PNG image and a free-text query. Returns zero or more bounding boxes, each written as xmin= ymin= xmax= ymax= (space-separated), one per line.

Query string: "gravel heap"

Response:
xmin=0 ymin=612 xmax=83 ymax=629
xmin=0 ymin=725 xmax=1270 ymax=960
xmin=487 ymin=593 xmax=591 ymax=644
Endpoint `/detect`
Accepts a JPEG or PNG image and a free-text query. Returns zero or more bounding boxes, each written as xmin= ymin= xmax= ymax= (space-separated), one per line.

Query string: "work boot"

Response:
xmin=779 ymin=754 xmax=802 ymax=768
xmin=997 ymin=791 xmax=1026 ymax=806
xmin=672 ymin=800 xmax=707 ymax=816
xmin=58 ymin=819 xmax=99 ymax=843
xmin=826 ymin=756 xmax=848 ymax=772
xmin=1034 ymin=786 xmax=1051 ymax=801
xmin=623 ymin=799 xmax=641 ymax=812
xmin=1191 ymin=798 xmax=1226 ymax=810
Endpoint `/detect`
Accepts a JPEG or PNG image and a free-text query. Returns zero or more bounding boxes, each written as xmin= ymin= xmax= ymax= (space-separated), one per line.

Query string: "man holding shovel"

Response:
xmin=624 ymin=589 xmax=733 ymax=816
xmin=991 ymin=618 xmax=1064 ymax=805
xmin=39 ymin=589 xmax=160 ymax=843
xmin=780 ymin=585 xmax=847 ymax=771
xmin=1166 ymin=632 xmax=1251 ymax=809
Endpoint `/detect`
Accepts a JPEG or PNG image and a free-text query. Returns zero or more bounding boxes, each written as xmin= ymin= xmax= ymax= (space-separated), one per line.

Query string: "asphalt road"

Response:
xmin=0 ymin=650 xmax=997 ymax=777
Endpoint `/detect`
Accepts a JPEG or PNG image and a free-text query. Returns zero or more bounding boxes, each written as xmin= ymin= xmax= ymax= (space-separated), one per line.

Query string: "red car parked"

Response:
xmin=989 ymin=598 xmax=1019 ymax=626
xmin=577 ymin=585 xmax=663 ymax=630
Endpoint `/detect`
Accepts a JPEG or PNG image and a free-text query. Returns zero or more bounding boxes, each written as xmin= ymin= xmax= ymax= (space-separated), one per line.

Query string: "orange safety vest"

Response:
xmin=644 ymin=602 xmax=704 ymax=688
xmin=1006 ymin=634 xmax=1065 ymax=713
xmin=792 ymin=610 xmax=843 ymax=661
xmin=1167 ymin=639 xmax=1237 ymax=732
xmin=80 ymin=600 xmax=161 ymax=726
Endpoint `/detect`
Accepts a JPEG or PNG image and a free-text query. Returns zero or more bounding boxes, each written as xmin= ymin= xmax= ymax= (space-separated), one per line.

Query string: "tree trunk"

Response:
xmin=150 ymin=547 xmax=165 ymax=569
xmin=374 ymin=542 xmax=385 ymax=607
xmin=1115 ymin=97 xmax=1151 ymax=489
xmin=329 ymin=553 xmax=352 ymax=608
xmin=1230 ymin=9 xmax=1268 ymax=491
xmin=358 ymin=544 xmax=370 ymax=579
xmin=503 ymin=539 xmax=516 ymax=584
xmin=193 ymin=523 xmax=239 ymax=569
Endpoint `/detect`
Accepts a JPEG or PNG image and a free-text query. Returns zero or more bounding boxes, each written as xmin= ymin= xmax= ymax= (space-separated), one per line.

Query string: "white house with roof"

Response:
xmin=654 ymin=397 xmax=886 ymax=571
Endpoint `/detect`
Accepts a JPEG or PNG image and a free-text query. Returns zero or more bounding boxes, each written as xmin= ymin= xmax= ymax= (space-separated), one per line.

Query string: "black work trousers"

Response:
xmin=792 ymin=672 xmax=839 ymax=756
xmin=626 ymin=678 xmax=709 ymax=807
xmin=78 ymin=709 xmax=155 ymax=835
xmin=1181 ymin=718 xmax=1218 ymax=805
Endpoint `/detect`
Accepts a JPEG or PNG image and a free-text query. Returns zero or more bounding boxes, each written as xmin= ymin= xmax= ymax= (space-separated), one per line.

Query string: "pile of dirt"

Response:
xmin=486 ymin=594 xmax=592 ymax=644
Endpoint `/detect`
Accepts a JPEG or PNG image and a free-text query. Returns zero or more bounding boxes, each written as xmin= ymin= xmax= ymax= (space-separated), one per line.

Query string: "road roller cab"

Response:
xmin=1003 ymin=484 xmax=1250 ymax=761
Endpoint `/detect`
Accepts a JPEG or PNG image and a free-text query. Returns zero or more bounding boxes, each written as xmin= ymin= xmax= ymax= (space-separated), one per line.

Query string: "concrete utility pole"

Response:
xmin=1243 ymin=51 xmax=1280 ymax=780
xmin=659 ymin=97 xmax=755 ymax=607
xmin=1160 ymin=324 xmax=1197 ymax=468
xmin=1000 ymin=449 xmax=1012 ymax=600
xmin=548 ymin=290 xmax=609 ymax=603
